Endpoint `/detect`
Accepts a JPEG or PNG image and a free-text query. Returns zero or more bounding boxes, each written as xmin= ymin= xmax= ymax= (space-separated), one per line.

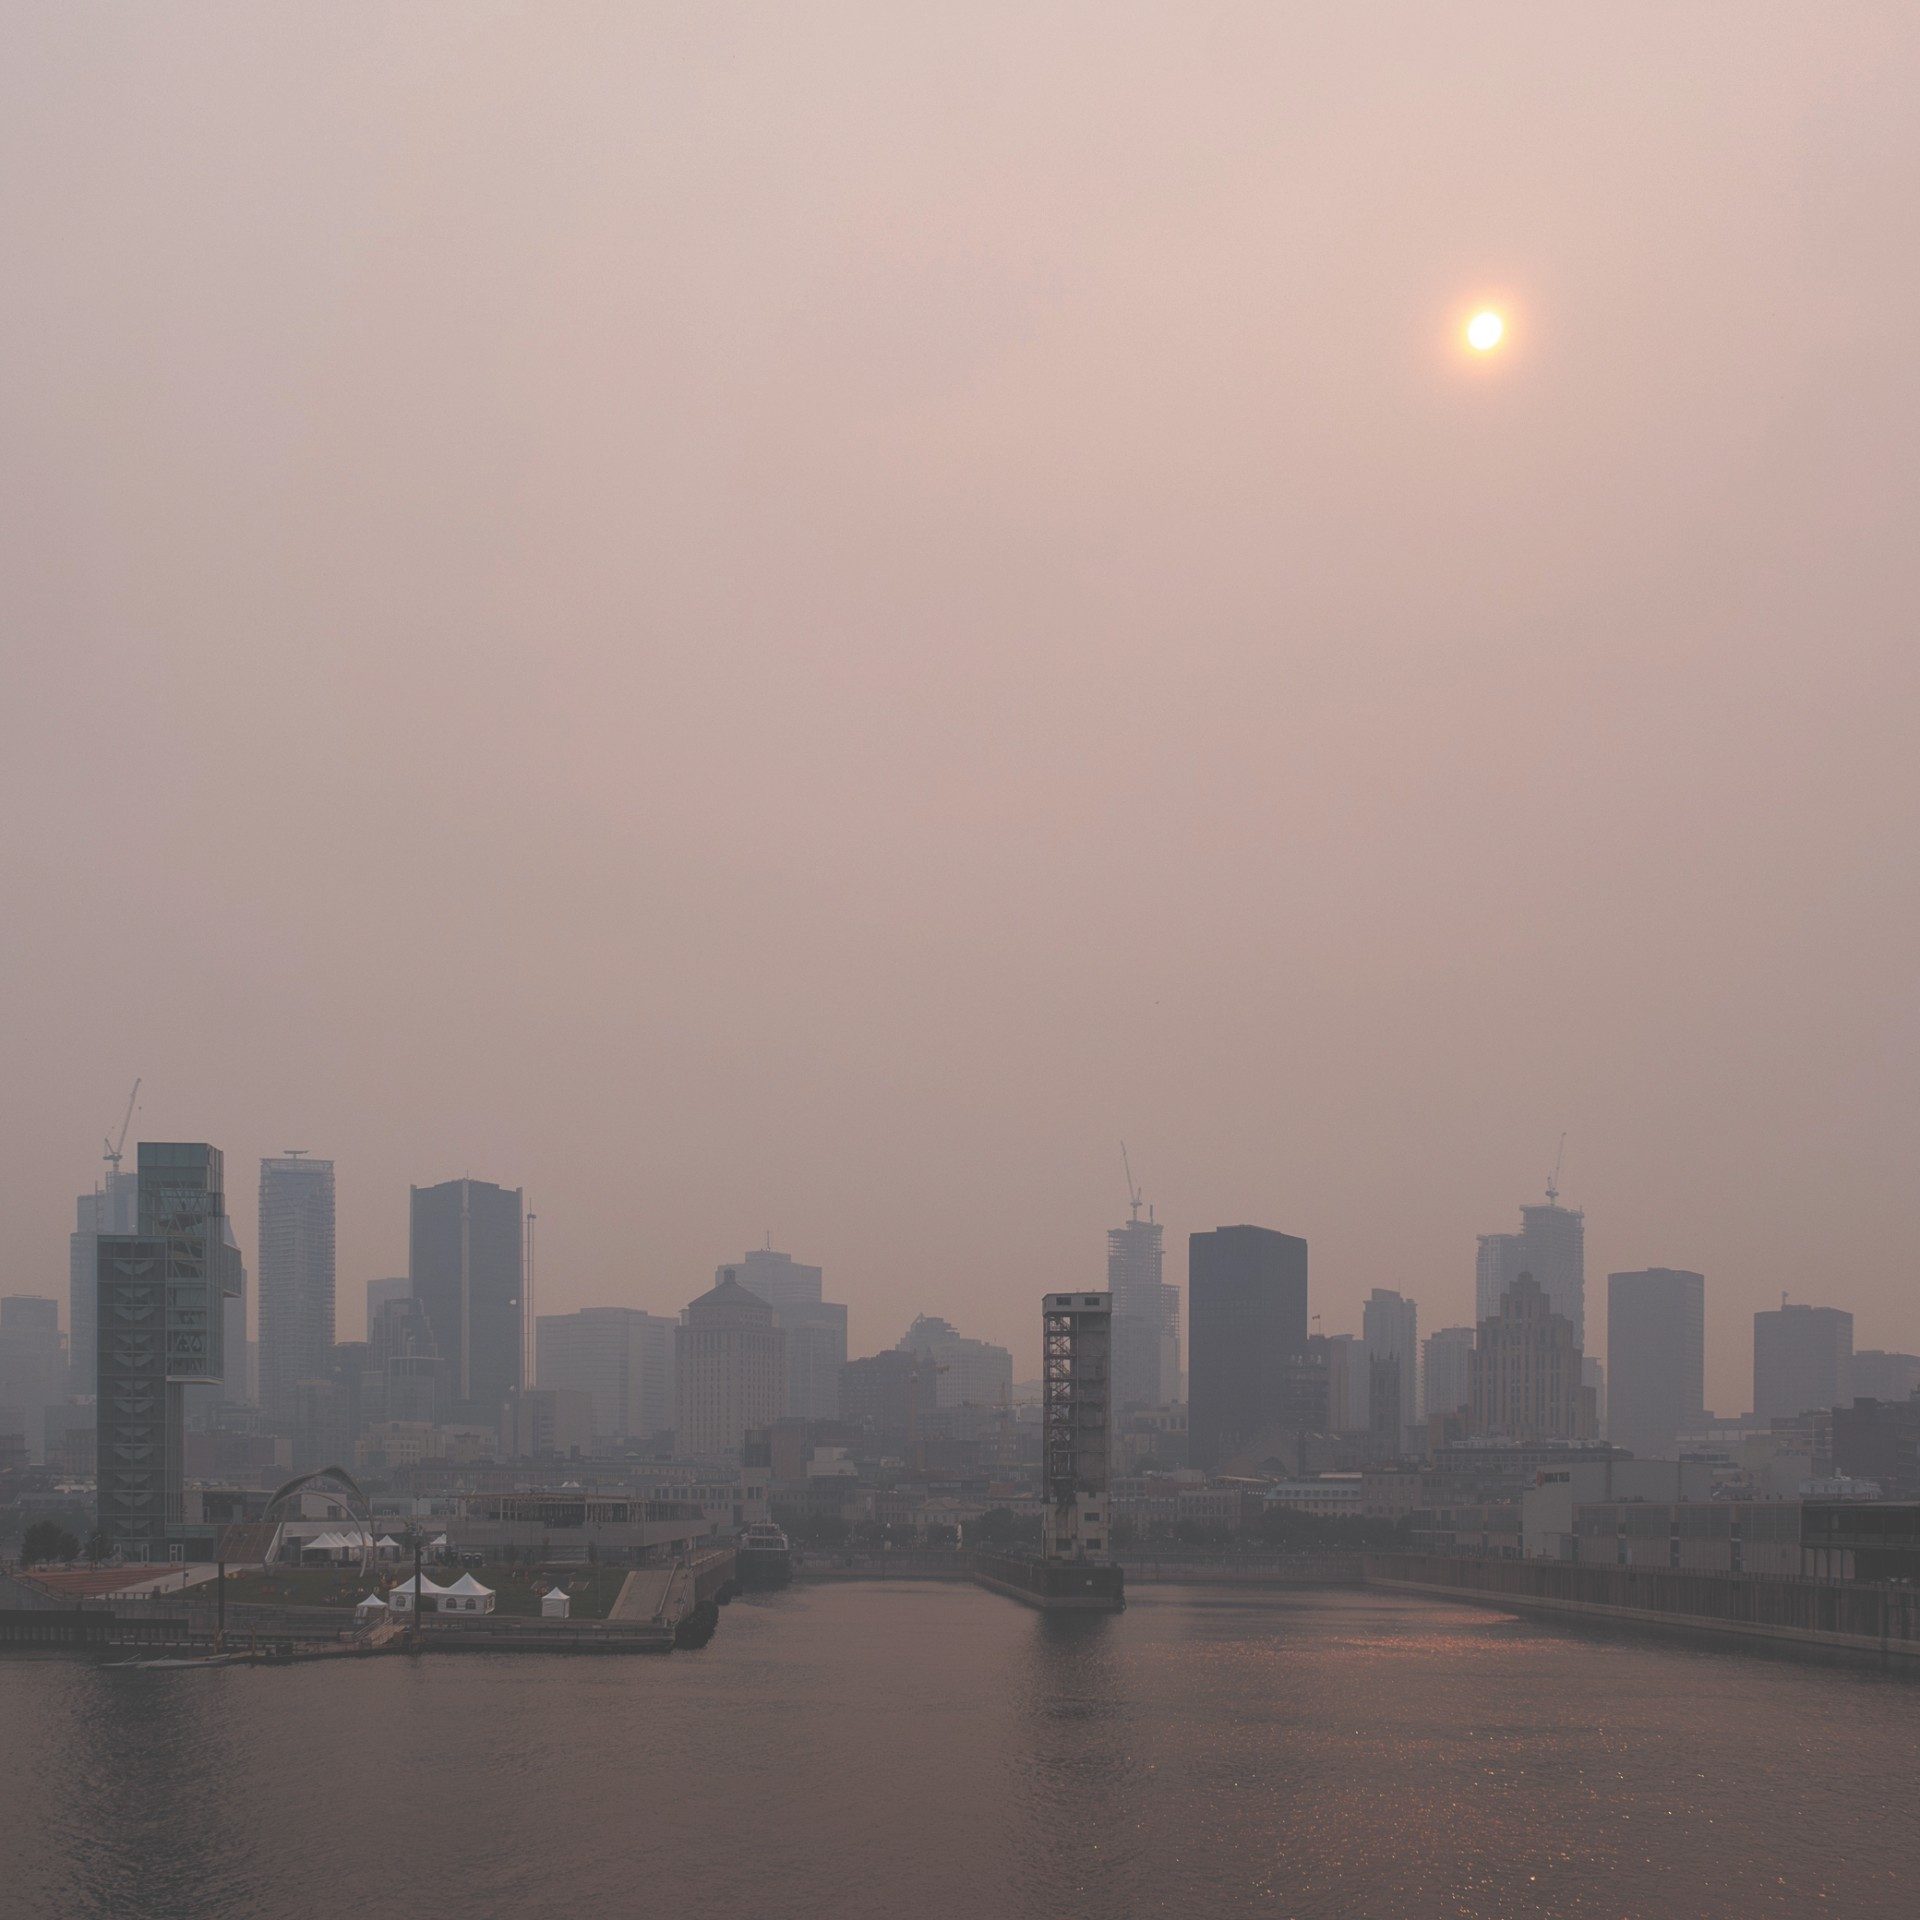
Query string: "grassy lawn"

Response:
xmin=217 ymin=1563 xmax=629 ymax=1620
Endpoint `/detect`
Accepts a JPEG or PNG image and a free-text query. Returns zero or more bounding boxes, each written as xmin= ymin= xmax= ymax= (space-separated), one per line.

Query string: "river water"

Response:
xmin=2 ymin=1582 xmax=1914 ymax=1919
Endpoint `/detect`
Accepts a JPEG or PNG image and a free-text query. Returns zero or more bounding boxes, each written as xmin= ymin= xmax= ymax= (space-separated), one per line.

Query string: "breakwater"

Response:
xmin=1366 ymin=1552 xmax=1920 ymax=1667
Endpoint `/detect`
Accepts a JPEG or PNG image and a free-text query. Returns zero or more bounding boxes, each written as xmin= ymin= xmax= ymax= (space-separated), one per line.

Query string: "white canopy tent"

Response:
xmin=386 ymin=1573 xmax=454 ymax=1615
xmin=353 ymin=1593 xmax=389 ymax=1620
xmin=540 ymin=1587 xmax=571 ymax=1619
xmin=440 ymin=1573 xmax=496 ymax=1615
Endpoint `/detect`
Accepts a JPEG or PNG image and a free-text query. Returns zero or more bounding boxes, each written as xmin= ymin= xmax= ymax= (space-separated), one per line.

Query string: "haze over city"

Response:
xmin=8 ymin=7 xmax=1919 ymax=1414
xmin=8 ymin=11 xmax=1920 ymax=1920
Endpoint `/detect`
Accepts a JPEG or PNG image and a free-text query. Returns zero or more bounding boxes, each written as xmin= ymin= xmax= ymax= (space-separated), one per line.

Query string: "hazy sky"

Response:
xmin=5 ymin=6 xmax=1918 ymax=1412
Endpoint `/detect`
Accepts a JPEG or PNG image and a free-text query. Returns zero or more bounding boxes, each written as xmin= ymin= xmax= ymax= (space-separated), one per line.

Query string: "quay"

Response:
xmin=1365 ymin=1553 xmax=1920 ymax=1668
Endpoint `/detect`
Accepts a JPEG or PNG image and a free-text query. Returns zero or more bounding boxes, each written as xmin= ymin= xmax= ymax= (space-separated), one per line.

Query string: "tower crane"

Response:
xmin=1545 ymin=1132 xmax=1567 ymax=1206
xmin=103 ymin=1078 xmax=140 ymax=1177
xmin=1121 ymin=1142 xmax=1144 ymax=1224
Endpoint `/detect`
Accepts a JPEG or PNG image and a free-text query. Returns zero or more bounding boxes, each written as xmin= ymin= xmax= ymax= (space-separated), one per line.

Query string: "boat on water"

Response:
xmin=735 ymin=1522 xmax=793 ymax=1590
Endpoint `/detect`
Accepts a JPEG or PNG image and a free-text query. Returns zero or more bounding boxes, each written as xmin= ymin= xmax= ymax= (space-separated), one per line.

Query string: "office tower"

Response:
xmin=1363 ymin=1289 xmax=1420 ymax=1423
xmin=1108 ymin=1201 xmax=1180 ymax=1411
xmin=96 ymin=1143 xmax=243 ymax=1560
xmin=1478 ymin=1196 xmax=1586 ymax=1348
xmin=675 ymin=1269 xmax=786 ymax=1461
xmin=536 ymin=1306 xmax=677 ymax=1444
xmin=1187 ymin=1225 xmax=1309 ymax=1472
xmin=724 ymin=1248 xmax=848 ymax=1422
xmin=1753 ymin=1304 xmax=1853 ymax=1421
xmin=1041 ymin=1291 xmax=1113 ymax=1561
xmin=894 ymin=1315 xmax=1014 ymax=1409
xmin=0 ymin=1299 xmax=67 ymax=1464
xmin=1423 ymin=1326 xmax=1476 ymax=1422
xmin=1607 ymin=1269 xmax=1704 ymax=1460
xmin=367 ymin=1295 xmax=449 ymax=1424
xmin=1469 ymin=1273 xmax=1595 ymax=1442
xmin=1850 ymin=1351 xmax=1920 ymax=1404
xmin=366 ymin=1275 xmax=409 ymax=1331
xmin=409 ymin=1178 xmax=525 ymax=1427
xmin=257 ymin=1155 xmax=336 ymax=1419
xmin=839 ymin=1349 xmax=917 ymax=1448
xmin=220 ymin=1254 xmax=251 ymax=1405
xmin=69 ymin=1170 xmax=138 ymax=1398
xmin=1319 ymin=1331 xmax=1366 ymax=1430
xmin=1583 ymin=1357 xmax=1606 ymax=1439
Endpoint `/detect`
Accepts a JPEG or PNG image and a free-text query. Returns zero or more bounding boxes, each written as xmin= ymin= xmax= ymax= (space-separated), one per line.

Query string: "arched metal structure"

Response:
xmin=262 ymin=1465 xmax=376 ymax=1577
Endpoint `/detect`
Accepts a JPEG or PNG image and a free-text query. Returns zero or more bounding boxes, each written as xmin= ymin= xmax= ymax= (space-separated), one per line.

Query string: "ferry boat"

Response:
xmin=735 ymin=1522 xmax=793 ymax=1590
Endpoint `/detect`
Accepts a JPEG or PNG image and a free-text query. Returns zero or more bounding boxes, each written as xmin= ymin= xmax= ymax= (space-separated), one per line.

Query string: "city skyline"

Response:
xmin=23 ymin=1127 xmax=1919 ymax=1417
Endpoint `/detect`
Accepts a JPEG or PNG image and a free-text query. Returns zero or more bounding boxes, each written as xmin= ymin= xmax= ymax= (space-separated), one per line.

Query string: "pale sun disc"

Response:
xmin=1467 ymin=310 xmax=1505 ymax=352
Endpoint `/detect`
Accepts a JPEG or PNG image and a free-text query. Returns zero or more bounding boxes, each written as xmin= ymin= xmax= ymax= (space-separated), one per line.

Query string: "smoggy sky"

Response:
xmin=4 ymin=6 xmax=1918 ymax=1413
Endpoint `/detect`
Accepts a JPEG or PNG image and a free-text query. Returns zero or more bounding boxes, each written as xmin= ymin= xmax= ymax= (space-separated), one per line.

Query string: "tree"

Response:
xmin=21 ymin=1521 xmax=81 ymax=1566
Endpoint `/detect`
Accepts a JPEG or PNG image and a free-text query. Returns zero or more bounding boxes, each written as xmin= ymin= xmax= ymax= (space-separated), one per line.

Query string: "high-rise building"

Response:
xmin=536 ymin=1307 xmax=677 ymax=1444
xmin=368 ymin=1294 xmax=449 ymax=1425
xmin=258 ymin=1155 xmax=336 ymax=1420
xmin=1423 ymin=1326 xmax=1476 ymax=1422
xmin=1753 ymin=1304 xmax=1853 ymax=1421
xmin=1583 ymin=1356 xmax=1606 ymax=1439
xmin=1187 ymin=1225 xmax=1309 ymax=1472
xmin=723 ymin=1249 xmax=848 ymax=1422
xmin=1607 ymin=1269 xmax=1704 ymax=1460
xmin=69 ymin=1170 xmax=138 ymax=1399
xmin=1042 ymin=1291 xmax=1113 ymax=1561
xmin=1478 ymin=1196 xmax=1586 ymax=1348
xmin=409 ymin=1178 xmax=525 ymax=1427
xmin=0 ymin=1299 xmax=67 ymax=1464
xmin=1469 ymin=1273 xmax=1595 ymax=1443
xmin=366 ymin=1275 xmax=409 ymax=1332
xmin=1363 ymin=1289 xmax=1420 ymax=1425
xmin=895 ymin=1315 xmax=1014 ymax=1410
xmin=675 ymin=1269 xmax=785 ymax=1461
xmin=1109 ymin=1205 xmax=1180 ymax=1411
xmin=1850 ymin=1351 xmax=1920 ymax=1404
xmin=1319 ymin=1331 xmax=1366 ymax=1430
xmin=839 ymin=1349 xmax=916 ymax=1449
xmin=96 ymin=1143 xmax=243 ymax=1560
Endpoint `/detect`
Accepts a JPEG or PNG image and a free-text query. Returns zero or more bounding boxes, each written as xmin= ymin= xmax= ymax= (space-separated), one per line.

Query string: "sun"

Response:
xmin=1466 ymin=309 xmax=1505 ymax=352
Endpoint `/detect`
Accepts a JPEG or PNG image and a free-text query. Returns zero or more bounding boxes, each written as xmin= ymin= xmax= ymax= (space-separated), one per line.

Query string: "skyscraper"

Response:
xmin=68 ymin=1170 xmax=138 ymax=1399
xmin=675 ymin=1269 xmax=785 ymax=1461
xmin=724 ymin=1248 xmax=848 ymax=1422
xmin=0 ymin=1299 xmax=67 ymax=1464
xmin=1363 ymin=1288 xmax=1420 ymax=1426
xmin=258 ymin=1154 xmax=336 ymax=1420
xmin=1108 ymin=1204 xmax=1180 ymax=1411
xmin=410 ymin=1178 xmax=525 ymax=1427
xmin=1187 ymin=1225 xmax=1309 ymax=1472
xmin=1851 ymin=1350 xmax=1920 ymax=1404
xmin=1422 ymin=1326 xmax=1476 ymax=1423
xmin=894 ymin=1315 xmax=1014 ymax=1409
xmin=96 ymin=1143 xmax=243 ymax=1560
xmin=1753 ymin=1304 xmax=1853 ymax=1421
xmin=1477 ymin=1196 xmax=1586 ymax=1348
xmin=1469 ymin=1273 xmax=1594 ymax=1443
xmin=536 ymin=1306 xmax=677 ymax=1444
xmin=1607 ymin=1269 xmax=1705 ymax=1460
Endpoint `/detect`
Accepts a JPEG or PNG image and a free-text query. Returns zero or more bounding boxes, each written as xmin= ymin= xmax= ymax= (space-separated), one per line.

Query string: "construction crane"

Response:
xmin=103 ymin=1078 xmax=141 ymax=1178
xmin=1121 ymin=1142 xmax=1144 ymax=1223
xmin=1545 ymin=1132 xmax=1567 ymax=1206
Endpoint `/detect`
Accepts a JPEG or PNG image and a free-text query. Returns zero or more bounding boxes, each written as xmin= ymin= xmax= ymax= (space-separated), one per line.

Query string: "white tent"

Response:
xmin=386 ymin=1572 xmax=454 ymax=1615
xmin=441 ymin=1573 xmax=496 ymax=1615
xmin=375 ymin=1535 xmax=404 ymax=1560
xmin=353 ymin=1593 xmax=389 ymax=1619
xmin=540 ymin=1587 xmax=571 ymax=1619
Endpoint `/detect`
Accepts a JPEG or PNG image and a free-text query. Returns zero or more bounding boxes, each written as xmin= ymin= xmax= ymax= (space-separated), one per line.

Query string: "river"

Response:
xmin=2 ymin=1582 xmax=1914 ymax=1918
